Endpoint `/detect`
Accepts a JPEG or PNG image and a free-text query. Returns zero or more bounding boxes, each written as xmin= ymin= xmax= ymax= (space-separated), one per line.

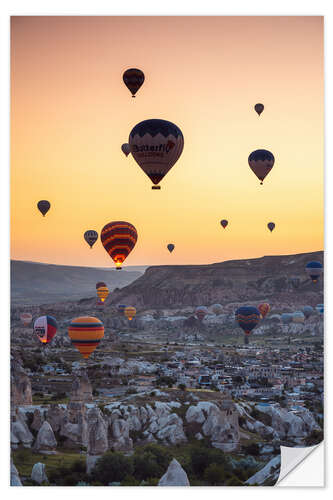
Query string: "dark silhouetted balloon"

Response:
xmin=37 ymin=200 xmax=50 ymax=217
xmin=84 ymin=230 xmax=98 ymax=249
xmin=235 ymin=306 xmax=261 ymax=335
xmin=129 ymin=119 xmax=184 ymax=189
xmin=254 ymin=103 xmax=264 ymax=116
xmin=96 ymin=282 xmax=106 ymax=290
xmin=121 ymin=143 xmax=131 ymax=157
xmin=167 ymin=244 xmax=175 ymax=253
xmin=248 ymin=149 xmax=275 ymax=185
xmin=305 ymin=261 xmax=323 ymax=283
xmin=123 ymin=68 xmax=145 ymax=97
xmin=101 ymin=221 xmax=137 ymax=270
xmin=220 ymin=219 xmax=228 ymax=229
xmin=267 ymin=222 xmax=275 ymax=232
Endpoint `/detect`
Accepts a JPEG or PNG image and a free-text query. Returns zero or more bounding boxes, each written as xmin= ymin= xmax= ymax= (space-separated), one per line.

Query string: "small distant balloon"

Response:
xmin=97 ymin=286 xmax=109 ymax=303
xmin=303 ymin=305 xmax=314 ymax=319
xmin=305 ymin=261 xmax=323 ymax=284
xmin=96 ymin=282 xmax=106 ymax=290
xmin=123 ymin=68 xmax=145 ymax=97
xmin=20 ymin=312 xmax=32 ymax=327
xmin=292 ymin=311 xmax=305 ymax=324
xmin=316 ymin=304 xmax=324 ymax=315
xmin=84 ymin=230 xmax=98 ymax=249
xmin=195 ymin=306 xmax=208 ymax=322
xmin=220 ymin=220 xmax=228 ymax=229
xmin=37 ymin=200 xmax=50 ymax=217
xmin=121 ymin=143 xmax=131 ymax=157
xmin=248 ymin=149 xmax=275 ymax=185
xmin=267 ymin=222 xmax=275 ymax=232
xmin=167 ymin=244 xmax=175 ymax=253
xmin=235 ymin=306 xmax=261 ymax=335
xmin=211 ymin=304 xmax=223 ymax=315
xmin=281 ymin=313 xmax=293 ymax=325
xmin=258 ymin=303 xmax=270 ymax=318
xmin=254 ymin=103 xmax=264 ymax=116
xmin=117 ymin=304 xmax=127 ymax=314
xmin=125 ymin=306 xmax=136 ymax=321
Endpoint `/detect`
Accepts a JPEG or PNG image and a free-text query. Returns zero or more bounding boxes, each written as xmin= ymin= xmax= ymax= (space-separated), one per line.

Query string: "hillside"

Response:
xmin=106 ymin=251 xmax=324 ymax=310
xmin=11 ymin=260 xmax=145 ymax=305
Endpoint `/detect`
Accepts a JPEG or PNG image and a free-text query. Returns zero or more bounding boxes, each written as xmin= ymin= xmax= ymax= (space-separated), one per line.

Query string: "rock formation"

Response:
xmin=34 ymin=421 xmax=57 ymax=453
xmin=11 ymin=408 xmax=34 ymax=448
xmin=245 ymin=455 xmax=281 ymax=486
xmin=10 ymin=359 xmax=32 ymax=406
xmin=31 ymin=462 xmax=48 ymax=484
xmin=10 ymin=460 xmax=22 ymax=486
xmin=70 ymin=370 xmax=93 ymax=402
xmin=158 ymin=458 xmax=190 ymax=486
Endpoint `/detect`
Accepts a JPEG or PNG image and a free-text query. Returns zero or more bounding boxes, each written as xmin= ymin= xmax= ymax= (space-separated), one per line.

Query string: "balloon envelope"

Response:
xmin=167 ymin=244 xmax=175 ymax=253
xmin=125 ymin=306 xmax=136 ymax=321
xmin=37 ymin=200 xmax=50 ymax=217
xmin=267 ymin=222 xmax=275 ymax=232
xmin=305 ymin=261 xmax=323 ymax=283
xmin=84 ymin=230 xmax=98 ymax=249
xmin=254 ymin=103 xmax=264 ymax=116
xmin=316 ymin=304 xmax=324 ymax=315
xmin=34 ymin=315 xmax=57 ymax=344
xmin=211 ymin=304 xmax=223 ymax=315
xmin=235 ymin=306 xmax=261 ymax=334
xmin=248 ymin=150 xmax=275 ymax=184
xmin=121 ymin=143 xmax=131 ymax=157
xmin=220 ymin=220 xmax=228 ymax=229
xmin=293 ymin=311 xmax=305 ymax=323
xmin=258 ymin=303 xmax=270 ymax=318
xmin=68 ymin=316 xmax=104 ymax=359
xmin=129 ymin=119 xmax=184 ymax=189
xmin=117 ymin=304 xmax=127 ymax=314
xmin=195 ymin=306 xmax=208 ymax=321
xmin=303 ymin=306 xmax=314 ymax=319
xmin=20 ymin=312 xmax=32 ymax=327
xmin=101 ymin=221 xmax=137 ymax=269
xmin=97 ymin=286 xmax=109 ymax=302
xmin=96 ymin=281 xmax=106 ymax=289
xmin=281 ymin=313 xmax=293 ymax=325
xmin=123 ymin=68 xmax=145 ymax=97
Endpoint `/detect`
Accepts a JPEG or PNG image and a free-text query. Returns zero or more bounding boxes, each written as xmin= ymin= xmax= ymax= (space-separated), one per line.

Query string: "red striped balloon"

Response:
xmin=100 ymin=221 xmax=137 ymax=270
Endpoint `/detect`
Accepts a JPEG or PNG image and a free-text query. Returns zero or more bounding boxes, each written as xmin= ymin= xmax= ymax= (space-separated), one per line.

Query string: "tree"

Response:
xmin=203 ymin=463 xmax=226 ymax=485
xmin=91 ymin=452 xmax=134 ymax=484
xmin=133 ymin=444 xmax=172 ymax=481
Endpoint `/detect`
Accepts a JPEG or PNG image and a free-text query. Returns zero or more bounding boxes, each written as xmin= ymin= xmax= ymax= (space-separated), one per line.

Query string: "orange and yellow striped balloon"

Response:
xmin=68 ymin=316 xmax=104 ymax=359
xmin=124 ymin=306 xmax=136 ymax=321
xmin=258 ymin=303 xmax=270 ymax=319
xmin=97 ymin=286 xmax=109 ymax=302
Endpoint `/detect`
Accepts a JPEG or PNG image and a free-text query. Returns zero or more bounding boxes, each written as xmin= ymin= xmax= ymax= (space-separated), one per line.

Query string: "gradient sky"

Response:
xmin=11 ymin=16 xmax=323 ymax=268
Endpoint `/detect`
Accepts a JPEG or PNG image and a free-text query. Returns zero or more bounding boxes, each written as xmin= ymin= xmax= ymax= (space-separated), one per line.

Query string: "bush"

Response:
xmin=91 ymin=452 xmax=134 ymax=484
xmin=188 ymin=445 xmax=227 ymax=477
xmin=133 ymin=444 xmax=172 ymax=481
xmin=203 ymin=463 xmax=226 ymax=485
xmin=243 ymin=443 xmax=260 ymax=456
xmin=48 ymin=460 xmax=87 ymax=486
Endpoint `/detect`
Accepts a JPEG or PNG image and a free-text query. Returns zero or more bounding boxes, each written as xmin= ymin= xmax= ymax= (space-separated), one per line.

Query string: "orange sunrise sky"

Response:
xmin=10 ymin=16 xmax=323 ymax=268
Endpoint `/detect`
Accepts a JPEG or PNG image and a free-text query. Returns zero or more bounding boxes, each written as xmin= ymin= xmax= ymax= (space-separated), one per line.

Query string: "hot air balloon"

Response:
xmin=305 ymin=261 xmax=323 ymax=283
xmin=96 ymin=282 xmax=106 ymax=289
xmin=121 ymin=143 xmax=131 ymax=157
xmin=123 ymin=68 xmax=145 ymax=97
xmin=117 ymin=304 xmax=127 ymax=314
xmin=303 ymin=306 xmax=314 ymax=319
xmin=129 ymin=119 xmax=184 ymax=189
xmin=195 ymin=306 xmax=208 ymax=322
xmin=101 ymin=221 xmax=137 ymax=270
xmin=20 ymin=312 xmax=32 ymax=327
xmin=167 ymin=244 xmax=175 ymax=253
xmin=258 ymin=303 xmax=270 ymax=319
xmin=267 ymin=222 xmax=275 ymax=232
xmin=125 ymin=306 xmax=136 ymax=321
xmin=248 ymin=149 xmax=275 ymax=185
xmin=220 ymin=220 xmax=228 ymax=229
xmin=316 ymin=304 xmax=324 ymax=315
xmin=281 ymin=313 xmax=293 ymax=325
xmin=235 ymin=306 xmax=261 ymax=335
xmin=68 ymin=316 xmax=104 ymax=359
xmin=97 ymin=286 xmax=109 ymax=302
xmin=211 ymin=304 xmax=223 ymax=315
xmin=37 ymin=200 xmax=50 ymax=217
xmin=84 ymin=230 xmax=98 ymax=249
xmin=292 ymin=311 xmax=305 ymax=324
xmin=254 ymin=103 xmax=264 ymax=116
xmin=33 ymin=315 xmax=57 ymax=344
